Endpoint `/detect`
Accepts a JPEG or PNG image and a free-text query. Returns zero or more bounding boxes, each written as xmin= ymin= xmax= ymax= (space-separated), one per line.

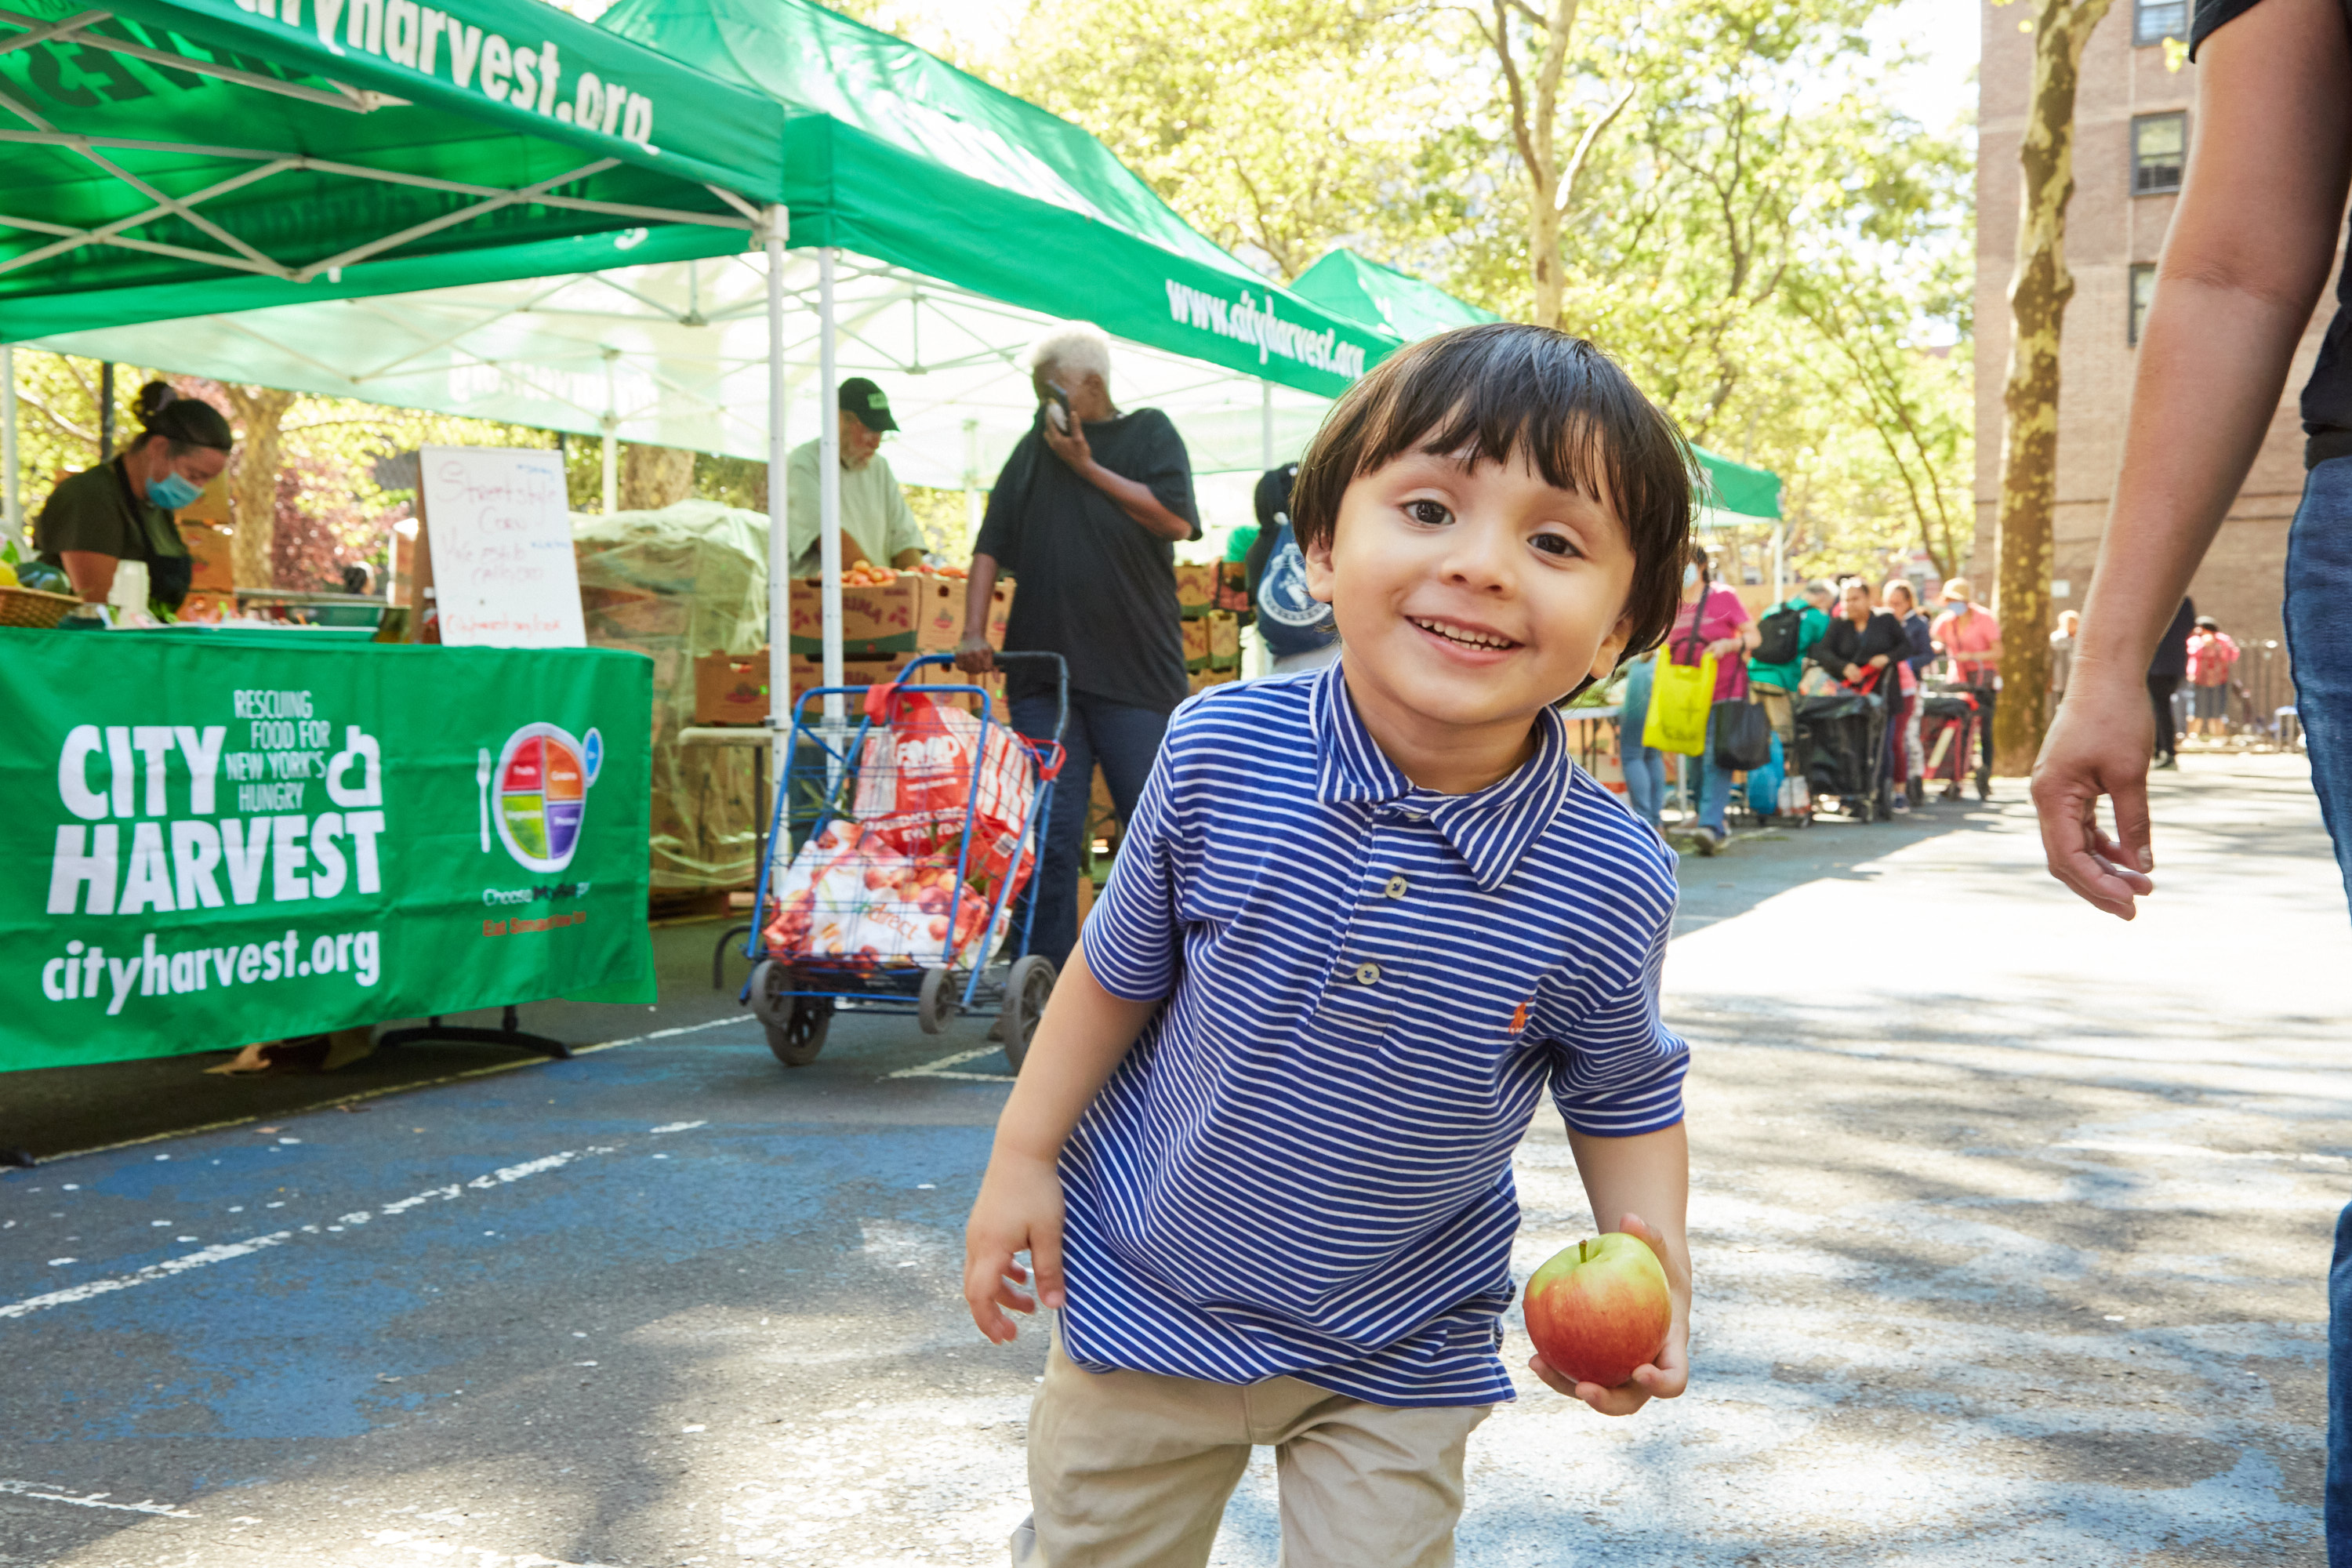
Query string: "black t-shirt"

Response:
xmin=34 ymin=459 xmax=192 ymax=608
xmin=974 ymin=407 xmax=1200 ymax=713
xmin=2192 ymin=0 xmax=2352 ymax=465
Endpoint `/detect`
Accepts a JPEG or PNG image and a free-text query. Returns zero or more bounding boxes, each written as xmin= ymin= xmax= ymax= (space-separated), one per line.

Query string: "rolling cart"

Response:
xmin=739 ymin=652 xmax=1068 ymax=1072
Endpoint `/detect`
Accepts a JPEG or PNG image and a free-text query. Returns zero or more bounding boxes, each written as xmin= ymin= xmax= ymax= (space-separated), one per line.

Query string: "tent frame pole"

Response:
xmin=0 ymin=343 xmax=18 ymax=550
xmin=818 ymin=246 xmax=844 ymax=725
xmin=764 ymin=205 xmax=790 ymax=786
xmin=1771 ymin=521 xmax=1785 ymax=604
xmin=1260 ymin=379 xmax=1274 ymax=470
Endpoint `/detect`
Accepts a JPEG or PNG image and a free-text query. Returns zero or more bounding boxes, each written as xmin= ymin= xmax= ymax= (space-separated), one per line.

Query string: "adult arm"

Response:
xmin=2033 ymin=0 xmax=2352 ymax=918
xmin=1039 ymin=416 xmax=1196 ymax=543
xmin=1703 ymin=592 xmax=1757 ymax=661
xmin=1810 ymin=619 xmax=1859 ymax=681
xmin=60 ymin=550 xmax=119 ymax=603
xmin=954 ymin=553 xmax=1002 ymax=673
xmin=1529 ymin=1123 xmax=1690 ymax=1415
xmin=881 ymin=465 xmax=931 ymax=569
xmin=962 ymin=948 xmax=1158 ymax=1341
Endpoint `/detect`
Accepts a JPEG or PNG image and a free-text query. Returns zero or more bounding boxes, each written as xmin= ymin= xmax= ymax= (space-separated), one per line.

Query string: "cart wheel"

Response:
xmin=746 ymin=958 xmax=793 ymax=1027
xmin=998 ymin=954 xmax=1057 ymax=1073
xmin=917 ymin=965 xmax=960 ymax=1036
xmin=764 ymin=998 xmax=833 ymax=1068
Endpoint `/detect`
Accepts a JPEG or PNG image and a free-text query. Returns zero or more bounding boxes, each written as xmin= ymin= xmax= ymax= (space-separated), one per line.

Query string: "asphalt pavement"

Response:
xmin=1 ymin=752 xmax=2342 ymax=1566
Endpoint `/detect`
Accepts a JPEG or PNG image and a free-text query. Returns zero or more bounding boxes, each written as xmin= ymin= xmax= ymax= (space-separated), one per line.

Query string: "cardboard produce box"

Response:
xmin=1206 ymin=611 xmax=1240 ymax=669
xmin=1188 ymin=667 xmax=1239 ymax=695
xmin=178 ymin=521 xmax=233 ymax=591
xmin=787 ymin=572 xmax=1011 ymax=659
xmin=1174 ymin=561 xmax=1217 ymax=617
xmin=1181 ymin=617 xmax=1210 ymax=671
xmin=693 ymin=650 xmax=773 ymax=726
xmin=1214 ymin=561 xmax=1251 ymax=616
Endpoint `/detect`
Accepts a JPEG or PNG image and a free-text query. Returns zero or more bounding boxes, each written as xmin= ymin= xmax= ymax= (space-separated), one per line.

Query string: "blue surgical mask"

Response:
xmin=1682 ymin=564 xmax=1700 ymax=589
xmin=148 ymin=470 xmax=203 ymax=510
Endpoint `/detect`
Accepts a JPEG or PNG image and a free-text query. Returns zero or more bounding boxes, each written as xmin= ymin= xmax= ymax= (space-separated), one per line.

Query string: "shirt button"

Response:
xmin=1354 ymin=962 xmax=1381 ymax=985
xmin=1384 ymin=875 xmax=1409 ymax=899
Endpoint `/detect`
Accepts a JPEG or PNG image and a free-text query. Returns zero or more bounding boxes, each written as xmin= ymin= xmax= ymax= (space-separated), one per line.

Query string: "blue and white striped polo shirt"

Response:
xmin=1065 ymin=663 xmax=1687 ymax=1408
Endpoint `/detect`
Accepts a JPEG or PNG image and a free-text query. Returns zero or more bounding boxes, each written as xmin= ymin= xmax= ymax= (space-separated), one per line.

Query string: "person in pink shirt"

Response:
xmin=2187 ymin=615 xmax=2241 ymax=739
xmin=1930 ymin=577 xmax=2002 ymax=794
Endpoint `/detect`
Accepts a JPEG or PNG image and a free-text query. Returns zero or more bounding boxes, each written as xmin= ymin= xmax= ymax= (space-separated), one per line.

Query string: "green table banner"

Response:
xmin=0 ymin=632 xmax=656 ymax=1071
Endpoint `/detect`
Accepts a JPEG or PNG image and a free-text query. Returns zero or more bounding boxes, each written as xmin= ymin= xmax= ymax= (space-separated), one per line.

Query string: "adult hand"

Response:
xmin=2031 ymin=678 xmax=2159 ymax=920
xmin=1868 ymin=654 xmax=1890 ymax=670
xmin=1041 ymin=412 xmax=1091 ymax=474
xmin=963 ymin=1150 xmax=1066 ymax=1344
xmin=1529 ymin=1212 xmax=1689 ymax=1416
xmin=953 ymin=632 xmax=996 ymax=675
xmin=1705 ymin=637 xmax=1741 ymax=659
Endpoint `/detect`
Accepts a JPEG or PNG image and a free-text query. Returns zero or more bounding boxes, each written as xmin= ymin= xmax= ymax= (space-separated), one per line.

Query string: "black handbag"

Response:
xmin=1711 ymin=664 xmax=1773 ymax=772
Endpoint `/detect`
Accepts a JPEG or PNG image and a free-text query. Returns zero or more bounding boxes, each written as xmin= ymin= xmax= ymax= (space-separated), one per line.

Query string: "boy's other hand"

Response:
xmin=963 ymin=1150 xmax=1067 ymax=1343
xmin=1527 ymin=1211 xmax=1690 ymax=1416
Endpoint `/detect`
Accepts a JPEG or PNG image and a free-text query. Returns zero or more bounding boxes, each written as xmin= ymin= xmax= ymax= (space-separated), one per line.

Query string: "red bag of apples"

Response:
xmin=760 ymin=687 xmax=1039 ymax=969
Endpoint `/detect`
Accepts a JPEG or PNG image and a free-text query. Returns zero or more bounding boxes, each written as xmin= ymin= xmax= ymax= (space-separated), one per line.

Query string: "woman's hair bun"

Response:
xmin=133 ymin=379 xmax=180 ymax=423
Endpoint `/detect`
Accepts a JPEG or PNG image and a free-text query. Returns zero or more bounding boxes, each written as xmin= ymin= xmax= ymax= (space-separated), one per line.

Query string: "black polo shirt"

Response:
xmin=35 ymin=459 xmax=189 ymax=590
xmin=975 ymin=407 xmax=1198 ymax=713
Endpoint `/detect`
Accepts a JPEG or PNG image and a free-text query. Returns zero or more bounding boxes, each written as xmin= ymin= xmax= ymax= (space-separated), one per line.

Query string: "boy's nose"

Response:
xmin=1436 ymin=522 xmax=1515 ymax=590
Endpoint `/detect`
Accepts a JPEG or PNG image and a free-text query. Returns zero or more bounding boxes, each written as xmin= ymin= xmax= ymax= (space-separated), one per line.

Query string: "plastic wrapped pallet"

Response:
xmin=572 ymin=499 xmax=769 ymax=893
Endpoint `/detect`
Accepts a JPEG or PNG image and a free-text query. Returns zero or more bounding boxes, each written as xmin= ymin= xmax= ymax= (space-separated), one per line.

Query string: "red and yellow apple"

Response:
xmin=1523 ymin=1232 xmax=1672 ymax=1388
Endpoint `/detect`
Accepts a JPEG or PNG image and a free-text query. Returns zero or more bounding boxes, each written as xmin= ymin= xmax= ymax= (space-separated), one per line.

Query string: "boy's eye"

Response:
xmin=1403 ymin=499 xmax=1452 ymax=527
xmin=1530 ymin=532 xmax=1580 ymax=558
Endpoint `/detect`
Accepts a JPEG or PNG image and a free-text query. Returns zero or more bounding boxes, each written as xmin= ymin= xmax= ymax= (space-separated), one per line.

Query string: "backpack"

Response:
xmin=1753 ymin=601 xmax=1806 ymax=666
xmin=1254 ymin=517 xmax=1338 ymax=660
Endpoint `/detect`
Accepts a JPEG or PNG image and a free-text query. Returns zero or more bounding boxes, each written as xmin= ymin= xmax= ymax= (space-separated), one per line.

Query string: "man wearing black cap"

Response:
xmin=784 ymin=376 xmax=927 ymax=578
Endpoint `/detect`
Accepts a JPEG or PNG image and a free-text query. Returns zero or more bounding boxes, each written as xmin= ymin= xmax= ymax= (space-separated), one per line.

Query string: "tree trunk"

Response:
xmin=1993 ymin=0 xmax=2114 ymax=775
xmin=221 ymin=385 xmax=296 ymax=589
xmin=619 ymin=443 xmax=695 ymax=511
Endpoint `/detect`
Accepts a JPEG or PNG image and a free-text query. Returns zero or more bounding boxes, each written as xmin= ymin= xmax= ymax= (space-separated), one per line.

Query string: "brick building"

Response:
xmin=1973 ymin=0 xmax=2339 ymax=660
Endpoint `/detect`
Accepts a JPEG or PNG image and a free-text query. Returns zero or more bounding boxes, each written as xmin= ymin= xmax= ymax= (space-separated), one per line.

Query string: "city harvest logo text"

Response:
xmin=48 ymin=691 xmax=388 ymax=918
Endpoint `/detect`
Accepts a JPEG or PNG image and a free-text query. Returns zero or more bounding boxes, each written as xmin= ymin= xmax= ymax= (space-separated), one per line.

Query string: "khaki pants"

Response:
xmin=1014 ymin=1338 xmax=1492 ymax=1568
xmin=1755 ymin=684 xmax=1795 ymax=746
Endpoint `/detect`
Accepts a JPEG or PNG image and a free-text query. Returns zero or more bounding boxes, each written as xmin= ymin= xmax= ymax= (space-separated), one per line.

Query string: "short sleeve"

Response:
xmin=1076 ymin=726 xmax=1189 ymax=1002
xmin=35 ymin=470 xmax=131 ymax=560
xmin=1128 ymin=412 xmax=1200 ymax=543
xmin=784 ymin=442 xmax=822 ymax=574
xmin=2188 ymin=0 xmax=2263 ymax=60
xmin=1543 ymin=873 xmax=1688 ymax=1137
xmin=974 ymin=436 xmax=1033 ymax=570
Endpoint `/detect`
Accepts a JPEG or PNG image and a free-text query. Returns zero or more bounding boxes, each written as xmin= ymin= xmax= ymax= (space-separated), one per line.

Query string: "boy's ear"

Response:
xmin=1588 ymin=609 xmax=1636 ymax=686
xmin=1301 ymin=527 xmax=1336 ymax=605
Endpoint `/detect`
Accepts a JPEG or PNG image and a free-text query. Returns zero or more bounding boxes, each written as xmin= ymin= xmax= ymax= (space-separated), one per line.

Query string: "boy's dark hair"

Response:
xmin=1290 ymin=323 xmax=1694 ymax=661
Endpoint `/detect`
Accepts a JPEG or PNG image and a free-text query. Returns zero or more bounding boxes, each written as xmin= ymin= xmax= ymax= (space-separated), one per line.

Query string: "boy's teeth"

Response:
xmin=1414 ymin=618 xmax=1514 ymax=649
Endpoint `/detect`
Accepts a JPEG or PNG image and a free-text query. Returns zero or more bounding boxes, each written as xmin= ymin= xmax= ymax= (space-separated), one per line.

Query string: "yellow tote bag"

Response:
xmin=1641 ymin=652 xmax=1716 ymax=757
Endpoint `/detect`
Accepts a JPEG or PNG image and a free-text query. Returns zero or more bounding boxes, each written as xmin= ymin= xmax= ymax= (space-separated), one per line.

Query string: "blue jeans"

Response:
xmin=1618 ymin=658 xmax=1731 ymax=832
xmin=2286 ymin=459 xmax=2352 ymax=1564
xmin=1010 ymin=690 xmax=1171 ymax=968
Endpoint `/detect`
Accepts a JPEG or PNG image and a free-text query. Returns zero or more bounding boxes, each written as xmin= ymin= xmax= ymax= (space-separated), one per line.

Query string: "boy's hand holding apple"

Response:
xmin=1524 ymin=1212 xmax=1689 ymax=1416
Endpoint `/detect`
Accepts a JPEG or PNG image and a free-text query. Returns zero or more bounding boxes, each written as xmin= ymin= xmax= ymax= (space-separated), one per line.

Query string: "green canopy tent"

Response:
xmin=0 ymin=0 xmax=1396 ymax=713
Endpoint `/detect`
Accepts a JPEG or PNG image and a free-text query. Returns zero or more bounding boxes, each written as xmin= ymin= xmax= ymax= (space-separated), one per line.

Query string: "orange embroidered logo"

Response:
xmin=1508 ymin=998 xmax=1530 ymax=1034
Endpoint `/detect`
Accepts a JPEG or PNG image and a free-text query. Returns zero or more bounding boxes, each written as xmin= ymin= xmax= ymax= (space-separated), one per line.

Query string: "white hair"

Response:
xmin=1027 ymin=321 xmax=1112 ymax=383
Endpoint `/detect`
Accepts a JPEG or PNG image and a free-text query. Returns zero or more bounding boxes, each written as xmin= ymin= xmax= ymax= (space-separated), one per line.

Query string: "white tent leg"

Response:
xmin=1260 ymin=379 xmax=1273 ymax=469
xmin=601 ymin=345 xmax=619 ymax=515
xmin=0 ymin=344 xmax=18 ymax=550
xmin=1771 ymin=521 xmax=1784 ymax=604
xmin=764 ymin=203 xmax=789 ymax=789
xmin=962 ymin=416 xmax=982 ymax=548
xmin=818 ymin=245 xmax=844 ymax=726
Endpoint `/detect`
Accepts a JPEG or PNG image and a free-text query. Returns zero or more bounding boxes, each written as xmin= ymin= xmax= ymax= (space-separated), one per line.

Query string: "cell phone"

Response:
xmin=1044 ymin=384 xmax=1073 ymax=434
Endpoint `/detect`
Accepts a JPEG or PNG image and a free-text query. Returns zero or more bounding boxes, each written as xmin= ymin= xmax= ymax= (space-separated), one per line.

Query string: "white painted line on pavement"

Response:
xmin=888 ymin=1047 xmax=1014 ymax=1083
xmin=0 ymin=1479 xmax=198 ymax=1518
xmin=0 ymin=1145 xmax=622 ymax=1323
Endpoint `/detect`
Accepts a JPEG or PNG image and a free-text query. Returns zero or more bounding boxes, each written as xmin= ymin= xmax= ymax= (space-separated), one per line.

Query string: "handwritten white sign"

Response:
xmin=419 ymin=447 xmax=584 ymax=648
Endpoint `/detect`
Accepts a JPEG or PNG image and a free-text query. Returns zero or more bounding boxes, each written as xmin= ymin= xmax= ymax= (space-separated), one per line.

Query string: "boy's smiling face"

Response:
xmin=1301 ymin=448 xmax=1638 ymax=786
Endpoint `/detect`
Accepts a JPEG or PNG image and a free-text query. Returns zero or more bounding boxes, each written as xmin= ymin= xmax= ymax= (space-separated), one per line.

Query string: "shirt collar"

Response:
xmin=1307 ymin=662 xmax=1573 ymax=891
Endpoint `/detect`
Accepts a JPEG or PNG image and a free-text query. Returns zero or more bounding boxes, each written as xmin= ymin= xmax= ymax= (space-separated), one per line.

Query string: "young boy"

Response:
xmin=963 ymin=323 xmax=1696 ymax=1568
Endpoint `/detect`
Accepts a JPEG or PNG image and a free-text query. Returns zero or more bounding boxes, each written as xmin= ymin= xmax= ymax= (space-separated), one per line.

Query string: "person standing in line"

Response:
xmin=2187 ymin=615 xmax=2242 ymax=739
xmin=1930 ymin=577 xmax=2002 ymax=795
xmin=1661 ymin=545 xmax=1756 ymax=850
xmin=2049 ymin=608 xmax=2081 ymax=702
xmin=1885 ymin=579 xmax=1936 ymax=809
xmin=1243 ymin=461 xmax=1341 ymax=673
xmin=2024 ymin=9 xmax=2352 ymax=1559
xmin=2147 ymin=597 xmax=2197 ymax=770
xmin=1812 ymin=579 xmax=1909 ymax=815
xmin=783 ymin=377 xmax=928 ymax=578
xmin=1748 ymin=577 xmax=1835 ymax=748
xmin=956 ymin=324 xmax=1200 ymax=968
xmin=1616 ymin=648 xmax=1668 ymax=828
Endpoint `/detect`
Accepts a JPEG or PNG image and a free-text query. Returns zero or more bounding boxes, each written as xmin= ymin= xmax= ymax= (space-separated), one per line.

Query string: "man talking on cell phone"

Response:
xmin=955 ymin=322 xmax=1199 ymax=967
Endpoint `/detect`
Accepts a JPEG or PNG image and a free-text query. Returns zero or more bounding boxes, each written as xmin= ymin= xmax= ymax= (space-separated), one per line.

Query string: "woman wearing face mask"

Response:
xmin=34 ymin=381 xmax=234 ymax=613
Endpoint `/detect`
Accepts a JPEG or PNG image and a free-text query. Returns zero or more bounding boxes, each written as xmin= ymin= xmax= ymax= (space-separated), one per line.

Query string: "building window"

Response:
xmin=2134 ymin=0 xmax=2188 ymax=45
xmin=2129 ymin=263 xmax=2157 ymax=346
xmin=2132 ymin=113 xmax=2186 ymax=195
